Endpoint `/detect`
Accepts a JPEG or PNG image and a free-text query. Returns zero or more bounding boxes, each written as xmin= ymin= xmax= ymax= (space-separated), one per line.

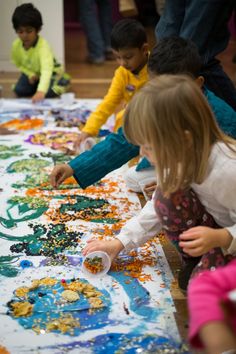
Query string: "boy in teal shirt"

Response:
xmin=50 ymin=37 xmax=236 ymax=190
xmin=11 ymin=3 xmax=70 ymax=103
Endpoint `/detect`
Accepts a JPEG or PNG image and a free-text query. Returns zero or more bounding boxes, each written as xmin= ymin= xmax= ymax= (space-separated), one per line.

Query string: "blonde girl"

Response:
xmin=84 ymin=74 xmax=236 ymax=291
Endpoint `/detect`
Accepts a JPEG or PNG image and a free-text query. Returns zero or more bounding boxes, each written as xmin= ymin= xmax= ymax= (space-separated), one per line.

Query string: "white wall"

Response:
xmin=0 ymin=0 xmax=64 ymax=71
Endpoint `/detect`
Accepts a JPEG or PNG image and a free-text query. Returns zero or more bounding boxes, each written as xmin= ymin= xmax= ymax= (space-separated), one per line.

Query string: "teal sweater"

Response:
xmin=69 ymin=88 xmax=236 ymax=187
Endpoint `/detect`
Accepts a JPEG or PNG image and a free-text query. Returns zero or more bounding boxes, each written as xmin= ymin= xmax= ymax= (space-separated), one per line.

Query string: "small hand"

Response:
xmin=49 ymin=163 xmax=74 ymax=188
xmin=32 ymin=91 xmax=45 ymax=103
xmin=83 ymin=238 xmax=124 ymax=262
xmin=29 ymin=75 xmax=39 ymax=85
xmin=179 ymin=226 xmax=232 ymax=257
xmin=74 ymin=132 xmax=92 ymax=154
xmin=143 ymin=182 xmax=157 ymax=199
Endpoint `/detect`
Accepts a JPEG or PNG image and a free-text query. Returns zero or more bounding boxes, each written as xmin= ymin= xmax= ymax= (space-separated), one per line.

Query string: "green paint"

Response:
xmin=0 ymin=198 xmax=48 ymax=229
xmin=10 ymin=223 xmax=83 ymax=256
xmin=0 ymin=144 xmax=25 ymax=159
xmin=0 ymin=255 xmax=20 ymax=277
xmin=12 ymin=172 xmax=49 ymax=189
xmin=7 ymin=158 xmax=50 ymax=173
xmin=0 ymin=226 xmax=45 ymax=242
xmin=59 ymin=195 xmax=108 ymax=213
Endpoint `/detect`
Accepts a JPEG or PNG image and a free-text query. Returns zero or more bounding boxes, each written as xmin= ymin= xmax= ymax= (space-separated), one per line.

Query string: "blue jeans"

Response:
xmin=79 ymin=0 xmax=113 ymax=60
xmin=14 ymin=74 xmax=58 ymax=98
xmin=156 ymin=0 xmax=236 ymax=111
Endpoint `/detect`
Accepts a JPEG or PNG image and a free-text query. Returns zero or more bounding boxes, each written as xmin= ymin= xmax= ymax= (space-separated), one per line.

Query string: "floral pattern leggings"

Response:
xmin=154 ymin=188 xmax=232 ymax=275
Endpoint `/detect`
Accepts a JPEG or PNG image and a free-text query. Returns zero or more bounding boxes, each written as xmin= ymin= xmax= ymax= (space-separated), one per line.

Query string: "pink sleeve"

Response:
xmin=188 ymin=260 xmax=236 ymax=349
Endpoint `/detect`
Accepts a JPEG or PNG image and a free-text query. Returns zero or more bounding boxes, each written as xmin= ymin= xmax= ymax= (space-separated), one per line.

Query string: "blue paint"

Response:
xmin=9 ymin=278 xmax=114 ymax=336
xmin=45 ymin=333 xmax=190 ymax=353
xmin=110 ymin=271 xmax=163 ymax=320
xmin=20 ymin=260 xmax=33 ymax=269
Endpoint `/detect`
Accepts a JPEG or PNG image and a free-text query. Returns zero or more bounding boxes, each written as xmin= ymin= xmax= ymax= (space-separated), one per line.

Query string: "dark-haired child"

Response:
xmin=11 ymin=3 xmax=70 ymax=103
xmin=50 ymin=37 xmax=236 ymax=192
xmin=124 ymin=36 xmax=236 ymax=194
xmin=74 ymin=18 xmax=149 ymax=149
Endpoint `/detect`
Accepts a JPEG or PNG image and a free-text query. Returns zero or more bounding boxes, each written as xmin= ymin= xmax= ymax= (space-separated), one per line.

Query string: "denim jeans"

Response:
xmin=156 ymin=0 xmax=236 ymax=111
xmin=79 ymin=0 xmax=113 ymax=60
xmin=14 ymin=74 xmax=57 ymax=98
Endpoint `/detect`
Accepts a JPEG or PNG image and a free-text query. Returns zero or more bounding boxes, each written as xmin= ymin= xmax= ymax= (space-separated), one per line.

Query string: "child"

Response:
xmin=74 ymin=18 xmax=149 ymax=149
xmin=83 ymin=75 xmax=236 ymax=291
xmin=188 ymin=259 xmax=236 ymax=353
xmin=124 ymin=36 xmax=236 ymax=196
xmin=50 ymin=37 xmax=236 ymax=192
xmin=11 ymin=3 xmax=70 ymax=103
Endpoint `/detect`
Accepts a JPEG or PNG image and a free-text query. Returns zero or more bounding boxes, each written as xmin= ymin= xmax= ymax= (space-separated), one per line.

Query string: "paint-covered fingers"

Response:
xmin=50 ymin=164 xmax=74 ymax=188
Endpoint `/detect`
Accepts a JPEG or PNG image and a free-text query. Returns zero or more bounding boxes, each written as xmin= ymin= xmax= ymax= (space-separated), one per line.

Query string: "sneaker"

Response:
xmin=178 ymin=256 xmax=201 ymax=292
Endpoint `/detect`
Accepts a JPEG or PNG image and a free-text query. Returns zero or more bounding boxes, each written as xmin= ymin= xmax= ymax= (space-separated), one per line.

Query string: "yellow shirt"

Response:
xmin=82 ymin=64 xmax=148 ymax=136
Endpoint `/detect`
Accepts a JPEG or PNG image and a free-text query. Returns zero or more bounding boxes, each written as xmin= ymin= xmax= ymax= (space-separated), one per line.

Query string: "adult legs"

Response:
xmin=202 ymin=58 xmax=236 ymax=111
xmin=79 ymin=0 xmax=105 ymax=62
xmin=96 ymin=0 xmax=113 ymax=52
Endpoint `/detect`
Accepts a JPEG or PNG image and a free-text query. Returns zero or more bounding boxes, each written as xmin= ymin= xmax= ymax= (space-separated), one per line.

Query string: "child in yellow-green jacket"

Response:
xmin=75 ymin=19 xmax=149 ymax=149
xmin=11 ymin=3 xmax=70 ymax=103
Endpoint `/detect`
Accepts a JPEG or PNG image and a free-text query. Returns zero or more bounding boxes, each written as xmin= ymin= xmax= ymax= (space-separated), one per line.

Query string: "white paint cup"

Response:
xmin=82 ymin=251 xmax=111 ymax=278
xmin=61 ymin=92 xmax=75 ymax=105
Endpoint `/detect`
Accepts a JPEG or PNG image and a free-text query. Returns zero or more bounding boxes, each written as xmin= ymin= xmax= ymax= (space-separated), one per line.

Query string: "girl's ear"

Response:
xmin=195 ymin=76 xmax=205 ymax=88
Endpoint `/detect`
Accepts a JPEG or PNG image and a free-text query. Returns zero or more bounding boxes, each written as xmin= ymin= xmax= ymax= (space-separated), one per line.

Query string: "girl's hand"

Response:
xmin=83 ymin=238 xmax=124 ymax=262
xmin=32 ymin=91 xmax=45 ymax=103
xmin=143 ymin=182 xmax=157 ymax=199
xmin=179 ymin=226 xmax=232 ymax=257
xmin=50 ymin=163 xmax=74 ymax=188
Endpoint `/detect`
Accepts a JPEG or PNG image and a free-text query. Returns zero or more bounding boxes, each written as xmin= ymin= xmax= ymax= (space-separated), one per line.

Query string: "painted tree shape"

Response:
xmin=0 ymin=197 xmax=48 ymax=229
xmin=0 ymin=145 xmax=25 ymax=159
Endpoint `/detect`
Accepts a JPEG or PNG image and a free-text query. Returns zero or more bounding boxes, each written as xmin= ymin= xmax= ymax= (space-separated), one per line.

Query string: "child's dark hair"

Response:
xmin=111 ymin=19 xmax=147 ymax=50
xmin=12 ymin=3 xmax=43 ymax=31
xmin=148 ymin=37 xmax=202 ymax=78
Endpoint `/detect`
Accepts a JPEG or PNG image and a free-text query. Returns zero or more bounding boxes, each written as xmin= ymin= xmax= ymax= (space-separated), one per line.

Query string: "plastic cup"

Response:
xmin=61 ymin=92 xmax=75 ymax=105
xmin=82 ymin=251 xmax=111 ymax=278
xmin=138 ymin=177 xmax=157 ymax=201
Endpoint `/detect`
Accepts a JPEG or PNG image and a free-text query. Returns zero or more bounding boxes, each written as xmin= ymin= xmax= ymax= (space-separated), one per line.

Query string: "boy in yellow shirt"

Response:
xmin=11 ymin=3 xmax=70 ymax=103
xmin=75 ymin=18 xmax=149 ymax=149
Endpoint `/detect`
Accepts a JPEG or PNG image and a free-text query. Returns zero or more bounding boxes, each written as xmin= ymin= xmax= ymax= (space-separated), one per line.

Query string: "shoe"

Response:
xmin=178 ymin=256 xmax=201 ymax=292
xmin=86 ymin=56 xmax=105 ymax=65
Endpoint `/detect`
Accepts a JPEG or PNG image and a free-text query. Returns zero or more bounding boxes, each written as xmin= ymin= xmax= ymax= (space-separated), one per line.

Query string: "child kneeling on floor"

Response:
xmin=11 ymin=3 xmax=70 ymax=103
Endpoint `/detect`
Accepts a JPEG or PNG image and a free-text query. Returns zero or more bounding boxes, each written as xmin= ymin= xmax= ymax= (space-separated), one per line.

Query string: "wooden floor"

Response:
xmin=1 ymin=27 xmax=236 ymax=348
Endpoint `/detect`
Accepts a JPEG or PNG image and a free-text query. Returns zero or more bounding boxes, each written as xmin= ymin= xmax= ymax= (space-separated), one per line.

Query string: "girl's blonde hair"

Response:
xmin=124 ymin=74 xmax=236 ymax=196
